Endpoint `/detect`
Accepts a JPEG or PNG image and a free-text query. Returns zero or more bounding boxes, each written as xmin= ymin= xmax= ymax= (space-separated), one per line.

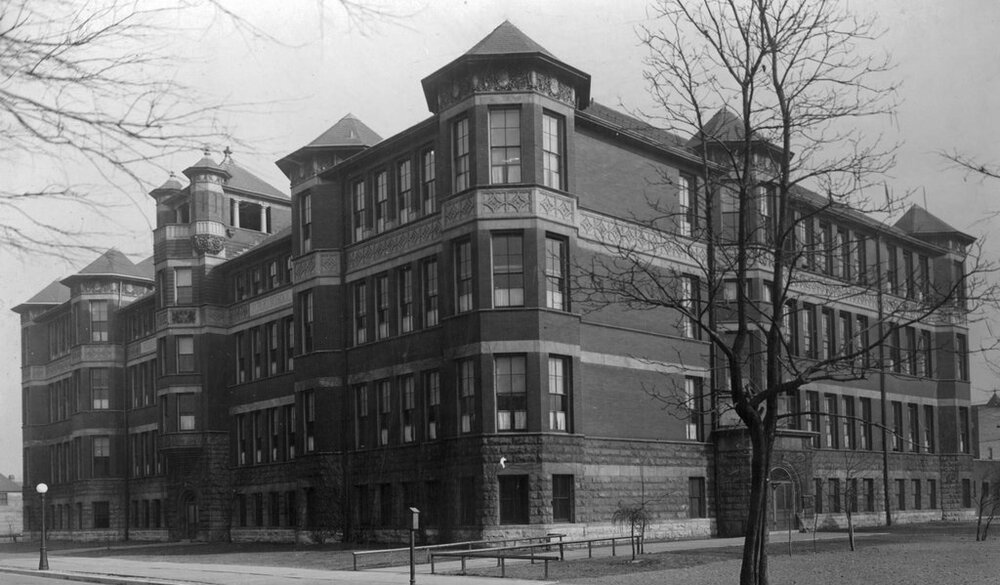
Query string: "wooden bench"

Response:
xmin=430 ymin=550 xmax=560 ymax=579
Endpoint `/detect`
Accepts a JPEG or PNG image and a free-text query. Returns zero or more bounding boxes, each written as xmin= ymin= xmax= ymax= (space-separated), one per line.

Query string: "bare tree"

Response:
xmin=975 ymin=472 xmax=1000 ymax=541
xmin=1 ymin=0 xmax=399 ymax=259
xmin=578 ymin=1 xmax=993 ymax=584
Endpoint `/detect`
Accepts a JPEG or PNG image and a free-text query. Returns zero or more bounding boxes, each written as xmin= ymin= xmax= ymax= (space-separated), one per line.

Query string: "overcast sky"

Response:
xmin=1 ymin=0 xmax=998 ymax=480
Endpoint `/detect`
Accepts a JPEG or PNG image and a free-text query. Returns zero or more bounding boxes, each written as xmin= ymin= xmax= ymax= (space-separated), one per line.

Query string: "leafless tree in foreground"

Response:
xmin=0 ymin=0 xmax=399 ymax=260
xmin=578 ymin=1 xmax=996 ymax=583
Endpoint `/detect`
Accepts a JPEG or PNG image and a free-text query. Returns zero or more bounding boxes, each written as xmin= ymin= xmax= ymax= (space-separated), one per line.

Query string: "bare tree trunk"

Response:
xmin=847 ymin=507 xmax=855 ymax=551
xmin=741 ymin=425 xmax=773 ymax=585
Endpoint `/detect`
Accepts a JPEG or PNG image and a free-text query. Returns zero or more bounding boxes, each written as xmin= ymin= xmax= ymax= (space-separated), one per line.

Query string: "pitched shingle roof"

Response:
xmin=220 ymin=156 xmax=288 ymax=199
xmin=11 ymin=279 xmax=70 ymax=313
xmin=0 ymin=475 xmax=20 ymax=492
xmin=583 ymin=101 xmax=689 ymax=149
xmin=893 ymin=204 xmax=975 ymax=243
xmin=464 ymin=20 xmax=558 ymax=59
xmin=302 ymin=114 xmax=382 ymax=149
xmin=74 ymin=249 xmax=150 ymax=281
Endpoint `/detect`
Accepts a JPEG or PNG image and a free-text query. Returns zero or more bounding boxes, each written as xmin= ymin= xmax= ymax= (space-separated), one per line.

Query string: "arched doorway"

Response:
xmin=769 ymin=467 xmax=797 ymax=531
xmin=181 ymin=493 xmax=198 ymax=540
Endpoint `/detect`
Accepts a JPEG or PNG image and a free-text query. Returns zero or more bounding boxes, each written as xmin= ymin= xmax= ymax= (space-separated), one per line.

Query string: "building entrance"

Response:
xmin=182 ymin=494 xmax=198 ymax=540
xmin=769 ymin=467 xmax=796 ymax=531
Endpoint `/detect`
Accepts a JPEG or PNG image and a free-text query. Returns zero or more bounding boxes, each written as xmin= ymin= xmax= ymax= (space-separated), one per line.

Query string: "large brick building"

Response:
xmin=15 ymin=22 xmax=982 ymax=543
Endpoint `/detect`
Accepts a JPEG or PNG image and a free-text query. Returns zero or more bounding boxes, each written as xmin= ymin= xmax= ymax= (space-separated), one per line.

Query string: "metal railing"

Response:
xmin=351 ymin=533 xmax=564 ymax=571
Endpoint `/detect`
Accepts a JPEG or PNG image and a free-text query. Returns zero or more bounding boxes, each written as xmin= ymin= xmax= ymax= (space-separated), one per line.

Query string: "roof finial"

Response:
xmin=223 ymin=146 xmax=233 ymax=161
xmin=202 ymin=145 xmax=212 ymax=157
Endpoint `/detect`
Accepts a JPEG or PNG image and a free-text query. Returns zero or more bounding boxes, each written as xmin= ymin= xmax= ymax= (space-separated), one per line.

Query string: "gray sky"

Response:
xmin=1 ymin=0 xmax=998 ymax=480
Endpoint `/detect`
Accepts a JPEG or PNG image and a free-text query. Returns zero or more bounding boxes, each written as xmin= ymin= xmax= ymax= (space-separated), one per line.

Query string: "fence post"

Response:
xmin=612 ymin=537 xmax=617 ymax=556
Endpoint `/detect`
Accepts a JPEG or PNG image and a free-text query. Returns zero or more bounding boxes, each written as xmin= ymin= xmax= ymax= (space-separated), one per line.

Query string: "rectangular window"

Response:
xmin=498 ymin=475 xmax=529 ymax=524
xmin=422 ymin=259 xmax=439 ymax=327
xmin=957 ymin=334 xmax=969 ymax=381
xmin=458 ymin=359 xmax=476 ymax=434
xmin=681 ymin=275 xmax=700 ymax=339
xmin=376 ymin=274 xmax=390 ymax=339
xmin=301 ymin=192 xmax=313 ymax=251
xmin=174 ymin=268 xmax=193 ymax=305
xmin=303 ymin=389 xmax=316 ymax=453
xmin=178 ymin=393 xmax=196 ymax=431
xmin=91 ymin=369 xmax=110 ymax=410
xmin=959 ymin=406 xmax=970 ymax=454
xmin=401 ymin=375 xmax=415 ymax=443
xmin=923 ymin=405 xmax=935 ymax=453
xmin=855 ymin=314 xmax=870 ymax=369
xmin=552 ymin=474 xmax=574 ymax=522
xmin=545 ymin=236 xmax=568 ymax=311
xmin=864 ymin=478 xmax=875 ymax=512
xmin=93 ymin=501 xmax=110 ymax=528
xmin=177 ymin=335 xmax=195 ymax=373
xmin=455 ymin=240 xmax=473 ymax=313
xmin=284 ymin=404 xmax=296 ymax=460
xmin=300 ymin=291 xmax=314 ymax=352
xmin=829 ymin=478 xmax=841 ymax=513
xmin=267 ymin=322 xmax=279 ymax=375
xmin=688 ymin=477 xmax=707 ymax=518
xmin=887 ymin=244 xmax=899 ymax=295
xmin=896 ymin=478 xmax=906 ymax=510
xmin=685 ymin=376 xmax=705 ymax=441
xmin=268 ymin=260 xmax=279 ymax=290
xmin=678 ymin=174 xmax=696 ymax=237
xmin=374 ymin=170 xmax=389 ymax=234
xmin=453 ymin=117 xmax=470 ymax=192
xmin=425 ymin=370 xmax=440 ymax=440
xmin=352 ymin=179 xmax=367 ymax=242
xmin=908 ymin=403 xmax=920 ymax=453
xmin=913 ymin=479 xmax=922 ymax=510
xmin=542 ymin=112 xmax=565 ymax=189
xmin=492 ymin=233 xmax=524 ymax=307
xmin=495 ymin=355 xmax=527 ymax=431
xmin=379 ymin=483 xmax=393 ymax=527
xmin=842 ymin=396 xmax=855 ymax=450
xmin=856 ymin=234 xmax=867 ymax=284
xmin=803 ymin=304 xmax=817 ymax=358
xmin=892 ymin=401 xmax=903 ymax=451
xmin=806 ymin=391 xmax=821 ymax=449
xmin=824 ymin=394 xmax=839 ymax=449
xmin=821 ymin=309 xmax=834 ymax=360
xmin=929 ymin=479 xmax=937 ymax=509
xmin=489 ymin=108 xmax=521 ymax=184
xmin=89 ymin=300 xmax=109 ymax=342
xmin=354 ymin=281 xmax=368 ymax=344
xmin=397 ymin=159 xmax=413 ymax=224
xmin=284 ymin=317 xmax=295 ymax=371
xmin=889 ymin=328 xmax=902 ymax=373
xmin=421 ymin=148 xmax=436 ymax=214
xmin=355 ymin=384 xmax=369 ymax=449
xmin=848 ymin=478 xmax=859 ymax=513
xmin=814 ymin=478 xmax=823 ymax=514
xmin=377 ymin=380 xmax=392 ymax=446
xmin=904 ymin=326 xmax=917 ymax=375
xmin=548 ymin=356 xmax=570 ymax=432
xmin=903 ymin=251 xmax=915 ymax=299
xmin=93 ymin=436 xmax=110 ymax=477
xmin=399 ymin=266 xmax=413 ymax=333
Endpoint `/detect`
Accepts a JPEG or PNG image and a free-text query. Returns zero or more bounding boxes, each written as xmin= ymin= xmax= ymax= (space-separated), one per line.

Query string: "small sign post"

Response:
xmin=409 ymin=507 xmax=420 ymax=585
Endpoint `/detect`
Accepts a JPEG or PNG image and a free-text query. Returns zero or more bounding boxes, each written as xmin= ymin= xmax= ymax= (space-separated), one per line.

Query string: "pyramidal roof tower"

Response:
xmin=420 ymin=20 xmax=591 ymax=113
xmin=276 ymin=113 xmax=383 ymax=184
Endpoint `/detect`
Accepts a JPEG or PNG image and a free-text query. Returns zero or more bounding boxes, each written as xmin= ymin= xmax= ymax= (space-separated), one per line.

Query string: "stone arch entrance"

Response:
xmin=769 ymin=466 xmax=798 ymax=531
xmin=181 ymin=492 xmax=199 ymax=540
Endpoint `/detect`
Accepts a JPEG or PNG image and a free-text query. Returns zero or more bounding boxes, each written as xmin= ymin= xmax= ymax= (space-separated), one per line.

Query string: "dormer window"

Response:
xmin=489 ymin=108 xmax=521 ymax=184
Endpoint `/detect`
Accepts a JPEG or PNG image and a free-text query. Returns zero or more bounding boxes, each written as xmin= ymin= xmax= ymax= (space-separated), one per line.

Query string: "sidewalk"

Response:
xmin=0 ymin=531 xmax=873 ymax=585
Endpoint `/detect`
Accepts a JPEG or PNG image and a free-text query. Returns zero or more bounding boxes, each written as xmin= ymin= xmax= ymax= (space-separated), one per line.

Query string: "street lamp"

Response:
xmin=36 ymin=483 xmax=48 ymax=570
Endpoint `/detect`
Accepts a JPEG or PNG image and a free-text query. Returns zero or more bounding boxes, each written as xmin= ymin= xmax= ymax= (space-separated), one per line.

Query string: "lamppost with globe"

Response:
xmin=36 ymin=483 xmax=48 ymax=570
